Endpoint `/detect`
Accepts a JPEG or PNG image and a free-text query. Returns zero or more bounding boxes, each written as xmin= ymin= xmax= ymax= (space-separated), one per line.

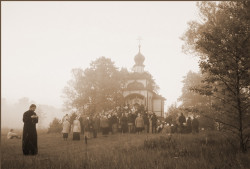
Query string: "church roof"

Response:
xmin=153 ymin=93 xmax=166 ymax=100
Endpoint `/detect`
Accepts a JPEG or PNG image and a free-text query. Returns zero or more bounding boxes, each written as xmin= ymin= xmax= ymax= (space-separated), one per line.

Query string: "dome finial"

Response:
xmin=134 ymin=36 xmax=145 ymax=67
xmin=137 ymin=36 xmax=142 ymax=53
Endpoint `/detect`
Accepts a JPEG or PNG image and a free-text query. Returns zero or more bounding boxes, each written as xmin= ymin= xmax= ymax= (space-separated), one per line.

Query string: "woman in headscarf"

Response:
xmin=72 ymin=116 xmax=81 ymax=140
xmin=62 ymin=119 xmax=70 ymax=141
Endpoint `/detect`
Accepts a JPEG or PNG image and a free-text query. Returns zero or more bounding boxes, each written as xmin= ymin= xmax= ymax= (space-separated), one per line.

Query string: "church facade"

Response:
xmin=122 ymin=45 xmax=165 ymax=117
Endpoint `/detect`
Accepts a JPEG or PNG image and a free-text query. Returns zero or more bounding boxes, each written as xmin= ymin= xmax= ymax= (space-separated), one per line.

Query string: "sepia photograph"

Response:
xmin=1 ymin=1 xmax=250 ymax=169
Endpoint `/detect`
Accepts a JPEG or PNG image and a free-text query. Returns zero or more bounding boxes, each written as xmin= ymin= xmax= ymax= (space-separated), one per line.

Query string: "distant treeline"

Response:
xmin=1 ymin=97 xmax=63 ymax=129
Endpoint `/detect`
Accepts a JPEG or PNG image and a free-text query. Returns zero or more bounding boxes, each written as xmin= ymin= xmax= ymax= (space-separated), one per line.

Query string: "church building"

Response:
xmin=122 ymin=45 xmax=166 ymax=117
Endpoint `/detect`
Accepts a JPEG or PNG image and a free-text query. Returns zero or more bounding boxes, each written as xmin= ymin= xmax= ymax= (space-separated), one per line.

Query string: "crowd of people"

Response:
xmin=170 ymin=113 xmax=200 ymax=134
xmin=61 ymin=111 xmax=159 ymax=141
xmin=7 ymin=104 xmax=200 ymax=156
xmin=61 ymin=105 xmax=200 ymax=141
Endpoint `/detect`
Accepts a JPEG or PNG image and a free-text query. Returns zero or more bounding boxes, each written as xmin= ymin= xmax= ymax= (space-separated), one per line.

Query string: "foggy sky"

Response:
xmin=2 ymin=1 xmax=200 ymax=110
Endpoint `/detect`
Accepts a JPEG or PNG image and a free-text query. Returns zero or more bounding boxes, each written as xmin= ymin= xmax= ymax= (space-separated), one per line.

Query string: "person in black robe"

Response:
xmin=186 ymin=117 xmax=192 ymax=133
xmin=151 ymin=113 xmax=157 ymax=134
xmin=120 ymin=113 xmax=128 ymax=134
xmin=22 ymin=104 xmax=38 ymax=155
xmin=192 ymin=117 xmax=199 ymax=133
xmin=178 ymin=113 xmax=186 ymax=133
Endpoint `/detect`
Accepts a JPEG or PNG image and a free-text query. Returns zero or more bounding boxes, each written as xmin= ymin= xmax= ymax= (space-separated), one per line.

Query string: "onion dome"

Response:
xmin=134 ymin=45 xmax=145 ymax=66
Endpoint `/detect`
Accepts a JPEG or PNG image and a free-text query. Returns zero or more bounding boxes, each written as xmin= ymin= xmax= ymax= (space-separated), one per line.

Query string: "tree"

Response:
xmin=198 ymin=115 xmax=215 ymax=130
xmin=178 ymin=71 xmax=216 ymax=129
xmin=18 ymin=97 xmax=30 ymax=107
xmin=178 ymin=71 xmax=210 ymax=110
xmin=182 ymin=1 xmax=250 ymax=152
xmin=62 ymin=57 xmax=125 ymax=116
xmin=48 ymin=118 xmax=62 ymax=133
xmin=166 ymin=103 xmax=182 ymax=125
xmin=69 ymin=112 xmax=78 ymax=124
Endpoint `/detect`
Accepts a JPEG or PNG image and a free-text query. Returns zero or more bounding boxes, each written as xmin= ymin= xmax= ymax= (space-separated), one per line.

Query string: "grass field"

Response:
xmin=1 ymin=129 xmax=250 ymax=169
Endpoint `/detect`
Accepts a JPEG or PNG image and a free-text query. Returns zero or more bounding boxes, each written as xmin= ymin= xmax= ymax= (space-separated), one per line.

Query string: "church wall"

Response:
xmin=133 ymin=66 xmax=144 ymax=73
xmin=153 ymin=99 xmax=161 ymax=112
xmin=123 ymin=90 xmax=147 ymax=98
xmin=137 ymin=79 xmax=147 ymax=87
xmin=155 ymin=111 xmax=162 ymax=117
xmin=123 ymin=90 xmax=155 ymax=112
xmin=147 ymin=92 xmax=154 ymax=112
xmin=153 ymin=99 xmax=162 ymax=117
xmin=125 ymin=79 xmax=147 ymax=88
xmin=161 ymin=100 xmax=164 ymax=116
xmin=126 ymin=97 xmax=145 ymax=106
xmin=125 ymin=80 xmax=134 ymax=88
xmin=123 ymin=48 xmax=165 ymax=117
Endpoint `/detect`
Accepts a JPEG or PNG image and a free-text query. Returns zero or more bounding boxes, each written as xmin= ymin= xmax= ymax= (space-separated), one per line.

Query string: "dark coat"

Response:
xmin=151 ymin=114 xmax=157 ymax=126
xmin=192 ymin=118 xmax=199 ymax=128
xmin=22 ymin=110 xmax=38 ymax=155
xmin=120 ymin=116 xmax=128 ymax=125
xmin=135 ymin=116 xmax=144 ymax=128
xmin=84 ymin=119 xmax=93 ymax=132
xmin=93 ymin=117 xmax=100 ymax=130
xmin=120 ymin=116 xmax=128 ymax=133
xmin=111 ymin=115 xmax=118 ymax=124
xmin=187 ymin=118 xmax=192 ymax=127
xmin=100 ymin=118 xmax=109 ymax=128
xmin=143 ymin=115 xmax=149 ymax=125
xmin=178 ymin=115 xmax=186 ymax=125
xmin=127 ymin=113 xmax=134 ymax=123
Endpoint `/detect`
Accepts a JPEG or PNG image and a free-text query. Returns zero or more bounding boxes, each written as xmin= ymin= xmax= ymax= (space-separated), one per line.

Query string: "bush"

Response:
xmin=144 ymin=136 xmax=177 ymax=149
xmin=198 ymin=116 xmax=215 ymax=130
xmin=47 ymin=118 xmax=62 ymax=133
xmin=69 ymin=112 xmax=78 ymax=124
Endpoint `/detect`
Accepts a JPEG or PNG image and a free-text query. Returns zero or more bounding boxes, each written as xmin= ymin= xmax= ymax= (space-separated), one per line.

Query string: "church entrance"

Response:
xmin=125 ymin=93 xmax=146 ymax=112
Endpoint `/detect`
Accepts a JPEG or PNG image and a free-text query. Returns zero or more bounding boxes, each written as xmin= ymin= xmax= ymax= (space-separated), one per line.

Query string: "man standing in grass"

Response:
xmin=186 ymin=117 xmax=192 ymax=133
xmin=143 ymin=113 xmax=149 ymax=133
xmin=22 ymin=104 xmax=38 ymax=155
xmin=178 ymin=113 xmax=186 ymax=133
xmin=151 ymin=113 xmax=157 ymax=134
xmin=120 ymin=113 xmax=128 ymax=134
xmin=92 ymin=115 xmax=99 ymax=138
xmin=192 ymin=116 xmax=199 ymax=133
xmin=135 ymin=113 xmax=144 ymax=134
xmin=100 ymin=115 xmax=109 ymax=136
xmin=127 ymin=112 xmax=134 ymax=133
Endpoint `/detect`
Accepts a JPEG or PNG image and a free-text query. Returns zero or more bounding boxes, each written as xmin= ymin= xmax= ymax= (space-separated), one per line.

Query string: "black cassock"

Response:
xmin=22 ymin=110 xmax=38 ymax=155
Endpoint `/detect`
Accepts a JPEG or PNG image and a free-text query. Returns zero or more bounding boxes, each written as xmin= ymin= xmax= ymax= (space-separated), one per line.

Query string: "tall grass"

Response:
xmin=1 ymin=131 xmax=249 ymax=169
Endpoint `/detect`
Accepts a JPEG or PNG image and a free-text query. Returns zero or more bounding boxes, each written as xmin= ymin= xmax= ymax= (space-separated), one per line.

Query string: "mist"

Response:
xmin=2 ymin=1 xmax=200 ymax=112
xmin=1 ymin=97 xmax=64 ymax=129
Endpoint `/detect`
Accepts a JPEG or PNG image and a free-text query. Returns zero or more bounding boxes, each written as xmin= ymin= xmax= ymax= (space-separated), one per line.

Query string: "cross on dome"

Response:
xmin=137 ymin=37 xmax=142 ymax=52
xmin=134 ymin=37 xmax=145 ymax=66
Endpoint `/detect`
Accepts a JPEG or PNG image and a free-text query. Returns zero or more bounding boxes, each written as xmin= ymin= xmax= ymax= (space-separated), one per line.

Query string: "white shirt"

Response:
xmin=62 ymin=121 xmax=70 ymax=133
xmin=72 ymin=120 xmax=81 ymax=133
